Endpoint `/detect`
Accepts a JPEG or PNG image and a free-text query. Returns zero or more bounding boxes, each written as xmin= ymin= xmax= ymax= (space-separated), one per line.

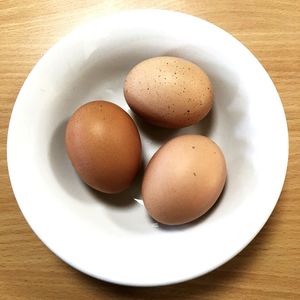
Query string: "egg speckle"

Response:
xmin=124 ymin=56 xmax=213 ymax=128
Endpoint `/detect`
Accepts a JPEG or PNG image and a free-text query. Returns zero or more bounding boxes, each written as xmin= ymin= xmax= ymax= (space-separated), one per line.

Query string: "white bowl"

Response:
xmin=7 ymin=9 xmax=288 ymax=286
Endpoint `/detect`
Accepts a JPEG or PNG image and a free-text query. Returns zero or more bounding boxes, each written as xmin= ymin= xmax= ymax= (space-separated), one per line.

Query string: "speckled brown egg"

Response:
xmin=65 ymin=100 xmax=142 ymax=194
xmin=142 ymin=135 xmax=226 ymax=225
xmin=124 ymin=56 xmax=213 ymax=128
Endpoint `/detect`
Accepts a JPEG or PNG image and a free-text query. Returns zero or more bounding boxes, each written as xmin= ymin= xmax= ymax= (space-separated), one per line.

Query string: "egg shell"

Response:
xmin=65 ymin=100 xmax=142 ymax=194
xmin=124 ymin=56 xmax=213 ymax=128
xmin=142 ymin=135 xmax=226 ymax=225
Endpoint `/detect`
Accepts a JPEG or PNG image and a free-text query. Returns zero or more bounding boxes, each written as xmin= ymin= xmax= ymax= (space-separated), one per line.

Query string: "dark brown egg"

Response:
xmin=65 ymin=100 xmax=142 ymax=193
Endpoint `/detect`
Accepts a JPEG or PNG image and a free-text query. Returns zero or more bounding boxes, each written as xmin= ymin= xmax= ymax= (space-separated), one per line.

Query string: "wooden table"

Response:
xmin=1 ymin=1 xmax=299 ymax=299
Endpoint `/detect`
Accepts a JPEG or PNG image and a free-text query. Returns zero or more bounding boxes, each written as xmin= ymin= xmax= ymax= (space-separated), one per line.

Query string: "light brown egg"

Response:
xmin=65 ymin=100 xmax=142 ymax=194
xmin=124 ymin=56 xmax=213 ymax=128
xmin=142 ymin=135 xmax=226 ymax=225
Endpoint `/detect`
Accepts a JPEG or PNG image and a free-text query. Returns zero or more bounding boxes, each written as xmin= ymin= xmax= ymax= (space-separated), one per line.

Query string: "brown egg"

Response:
xmin=142 ymin=135 xmax=226 ymax=225
xmin=65 ymin=101 xmax=142 ymax=194
xmin=124 ymin=56 xmax=213 ymax=128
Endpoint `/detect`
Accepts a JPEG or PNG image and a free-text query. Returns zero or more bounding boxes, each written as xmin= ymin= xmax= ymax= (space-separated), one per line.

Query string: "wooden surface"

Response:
xmin=0 ymin=1 xmax=299 ymax=299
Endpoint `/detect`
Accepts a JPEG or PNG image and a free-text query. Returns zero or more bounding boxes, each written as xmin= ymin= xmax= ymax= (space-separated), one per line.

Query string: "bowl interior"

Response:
xmin=8 ymin=10 xmax=288 ymax=286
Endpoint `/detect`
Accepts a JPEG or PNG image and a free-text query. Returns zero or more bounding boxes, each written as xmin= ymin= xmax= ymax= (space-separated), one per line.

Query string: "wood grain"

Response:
xmin=1 ymin=1 xmax=299 ymax=299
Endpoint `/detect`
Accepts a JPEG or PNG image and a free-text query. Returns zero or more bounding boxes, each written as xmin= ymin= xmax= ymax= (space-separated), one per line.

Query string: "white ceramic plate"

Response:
xmin=7 ymin=9 xmax=288 ymax=286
